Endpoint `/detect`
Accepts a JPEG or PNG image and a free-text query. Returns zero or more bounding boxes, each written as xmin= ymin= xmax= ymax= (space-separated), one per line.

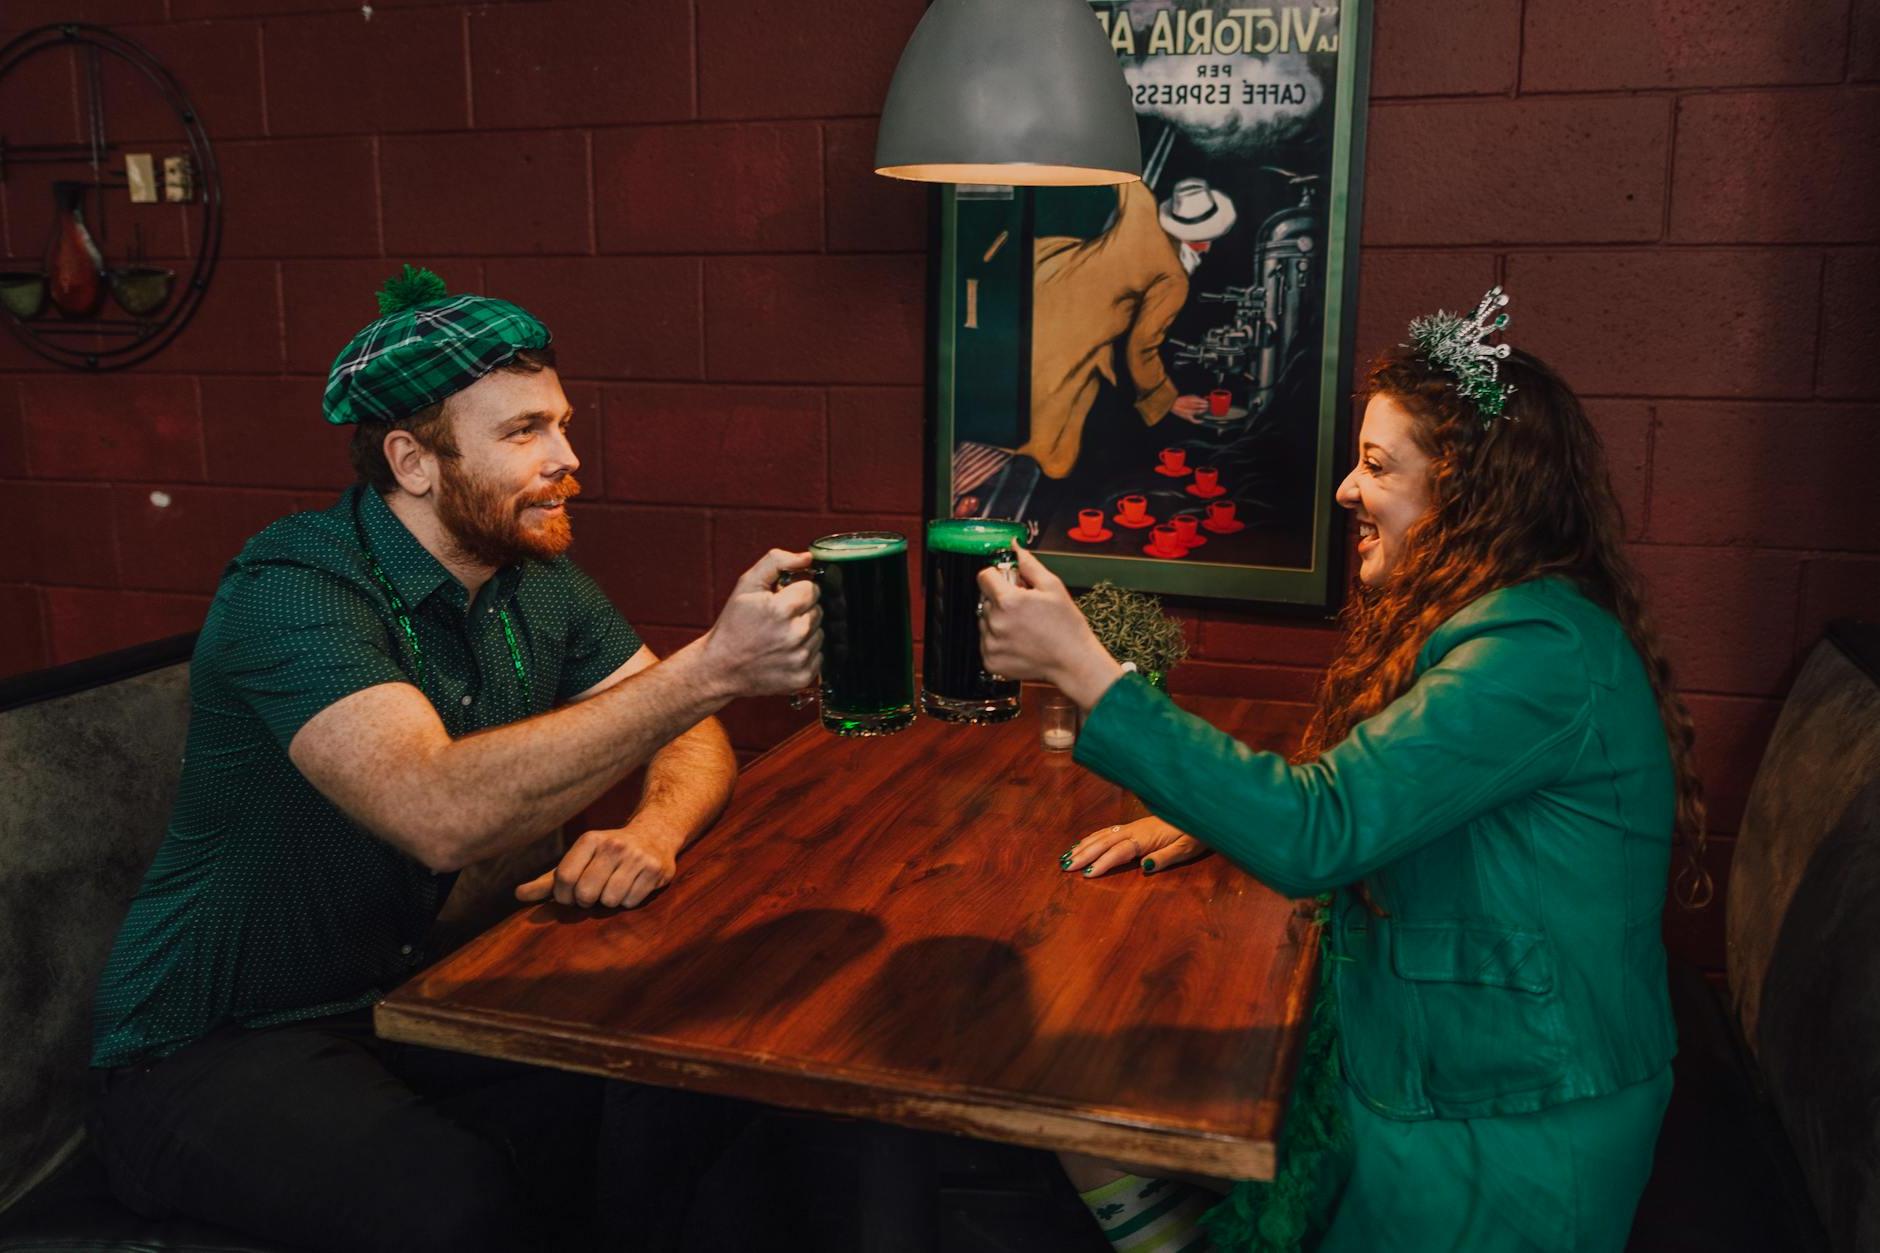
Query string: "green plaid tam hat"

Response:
xmin=323 ymin=265 xmax=552 ymax=425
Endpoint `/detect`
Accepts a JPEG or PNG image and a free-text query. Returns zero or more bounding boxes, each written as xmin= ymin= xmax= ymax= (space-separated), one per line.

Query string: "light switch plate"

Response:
xmin=125 ymin=153 xmax=158 ymax=203
xmin=162 ymin=155 xmax=194 ymax=203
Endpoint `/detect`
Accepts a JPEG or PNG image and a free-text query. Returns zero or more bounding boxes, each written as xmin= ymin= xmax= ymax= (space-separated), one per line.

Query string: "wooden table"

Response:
xmin=376 ymin=693 xmax=1320 ymax=1179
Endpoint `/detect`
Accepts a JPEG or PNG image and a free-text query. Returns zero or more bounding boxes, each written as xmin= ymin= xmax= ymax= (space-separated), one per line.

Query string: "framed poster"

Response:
xmin=927 ymin=0 xmax=1372 ymax=610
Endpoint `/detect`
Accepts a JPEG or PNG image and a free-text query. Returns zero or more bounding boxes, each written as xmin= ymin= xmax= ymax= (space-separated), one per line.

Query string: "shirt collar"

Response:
xmin=353 ymin=485 xmax=458 ymax=610
xmin=353 ymin=485 xmax=529 ymax=614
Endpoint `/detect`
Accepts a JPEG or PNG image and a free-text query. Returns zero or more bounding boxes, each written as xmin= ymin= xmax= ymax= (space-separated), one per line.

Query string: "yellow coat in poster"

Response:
xmin=1019 ymin=180 xmax=1189 ymax=481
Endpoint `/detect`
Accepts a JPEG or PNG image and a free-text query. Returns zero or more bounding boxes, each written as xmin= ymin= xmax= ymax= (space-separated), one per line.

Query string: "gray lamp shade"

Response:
xmin=875 ymin=0 xmax=1142 ymax=186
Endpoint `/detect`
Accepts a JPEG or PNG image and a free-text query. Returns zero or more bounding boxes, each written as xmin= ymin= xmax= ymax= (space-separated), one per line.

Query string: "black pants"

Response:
xmin=85 ymin=1010 xmax=738 ymax=1253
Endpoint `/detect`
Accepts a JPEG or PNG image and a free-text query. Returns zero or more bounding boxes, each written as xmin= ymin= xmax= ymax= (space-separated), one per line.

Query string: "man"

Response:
xmin=85 ymin=268 xmax=821 ymax=1252
xmin=1019 ymin=176 xmax=1237 ymax=481
xmin=955 ymin=177 xmax=1238 ymax=524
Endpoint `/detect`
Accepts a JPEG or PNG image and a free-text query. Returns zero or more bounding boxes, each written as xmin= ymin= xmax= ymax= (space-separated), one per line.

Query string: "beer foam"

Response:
xmin=810 ymin=532 xmax=908 ymax=561
xmin=925 ymin=519 xmax=1029 ymax=556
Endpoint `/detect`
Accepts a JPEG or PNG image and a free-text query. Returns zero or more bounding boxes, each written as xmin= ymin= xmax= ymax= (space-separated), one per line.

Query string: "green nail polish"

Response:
xmin=1143 ymin=858 xmax=1156 ymax=873
xmin=1083 ymin=866 xmax=1094 ymax=876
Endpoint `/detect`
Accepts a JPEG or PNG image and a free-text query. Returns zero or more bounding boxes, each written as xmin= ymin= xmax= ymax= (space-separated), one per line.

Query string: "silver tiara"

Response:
xmin=1406 ymin=285 xmax=1514 ymax=422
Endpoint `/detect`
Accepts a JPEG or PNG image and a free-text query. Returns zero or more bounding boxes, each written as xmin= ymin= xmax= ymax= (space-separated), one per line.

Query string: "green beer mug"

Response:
xmin=781 ymin=531 xmax=915 ymax=737
xmin=921 ymin=519 xmax=1025 ymax=724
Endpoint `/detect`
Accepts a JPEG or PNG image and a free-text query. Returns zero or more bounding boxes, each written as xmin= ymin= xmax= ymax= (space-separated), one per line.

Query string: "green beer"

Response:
xmin=806 ymin=531 xmax=914 ymax=736
xmin=922 ymin=519 xmax=1027 ymax=724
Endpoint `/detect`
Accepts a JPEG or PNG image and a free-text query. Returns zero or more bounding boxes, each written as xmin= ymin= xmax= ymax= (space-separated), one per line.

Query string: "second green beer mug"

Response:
xmin=786 ymin=531 xmax=915 ymax=737
xmin=922 ymin=519 xmax=1026 ymax=724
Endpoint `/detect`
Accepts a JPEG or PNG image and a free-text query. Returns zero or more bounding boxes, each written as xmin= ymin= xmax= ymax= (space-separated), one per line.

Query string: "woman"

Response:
xmin=978 ymin=288 xmax=1708 ymax=1253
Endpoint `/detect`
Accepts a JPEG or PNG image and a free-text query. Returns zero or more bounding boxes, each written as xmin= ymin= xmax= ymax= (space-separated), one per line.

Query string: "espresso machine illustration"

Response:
xmin=1171 ymin=167 xmax=1321 ymax=425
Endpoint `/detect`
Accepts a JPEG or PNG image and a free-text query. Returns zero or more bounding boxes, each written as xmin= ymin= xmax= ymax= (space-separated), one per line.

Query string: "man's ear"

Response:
xmin=383 ymin=429 xmax=438 ymax=498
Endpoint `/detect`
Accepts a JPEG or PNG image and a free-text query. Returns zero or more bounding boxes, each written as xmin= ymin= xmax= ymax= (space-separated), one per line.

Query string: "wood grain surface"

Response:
xmin=377 ymin=693 xmax=1319 ymax=1179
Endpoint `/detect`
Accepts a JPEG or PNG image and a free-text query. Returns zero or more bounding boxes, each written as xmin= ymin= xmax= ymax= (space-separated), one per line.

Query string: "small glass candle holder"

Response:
xmin=1040 ymin=692 xmax=1077 ymax=752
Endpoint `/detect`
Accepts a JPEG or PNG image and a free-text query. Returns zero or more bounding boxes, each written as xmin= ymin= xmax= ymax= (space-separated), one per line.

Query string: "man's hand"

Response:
xmin=698 ymin=549 xmax=822 ymax=699
xmin=515 ymin=819 xmax=684 ymax=909
xmin=1169 ymin=394 xmax=1210 ymax=423
xmin=978 ymin=543 xmax=1123 ymax=710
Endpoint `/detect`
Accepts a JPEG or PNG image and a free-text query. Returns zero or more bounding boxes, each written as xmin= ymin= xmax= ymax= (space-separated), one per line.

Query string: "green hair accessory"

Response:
xmin=1406 ymin=285 xmax=1515 ymax=423
xmin=376 ymin=264 xmax=450 ymax=316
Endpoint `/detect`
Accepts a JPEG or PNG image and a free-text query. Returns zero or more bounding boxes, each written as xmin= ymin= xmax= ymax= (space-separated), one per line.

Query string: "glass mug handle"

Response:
xmin=776 ymin=564 xmax=822 ymax=710
xmin=977 ymin=548 xmax=1020 ymax=685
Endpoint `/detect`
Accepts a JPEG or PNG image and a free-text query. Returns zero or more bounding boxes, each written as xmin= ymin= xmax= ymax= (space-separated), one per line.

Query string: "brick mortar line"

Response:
xmin=460 ymin=7 xmax=476 ymax=129
xmin=89 ymin=243 xmax=1870 ymax=263
xmin=15 ymin=372 xmax=1860 ymax=401
xmin=118 ymin=89 xmax=1880 ymax=148
xmin=20 ymin=244 xmax=1871 ymax=266
xmin=1377 ymin=81 xmax=1877 ymax=106
xmin=200 ymin=115 xmax=893 ymax=146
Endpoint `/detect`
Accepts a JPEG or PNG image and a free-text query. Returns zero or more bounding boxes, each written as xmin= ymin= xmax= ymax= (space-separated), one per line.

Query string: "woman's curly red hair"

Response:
xmin=1300 ymin=345 xmax=1712 ymax=909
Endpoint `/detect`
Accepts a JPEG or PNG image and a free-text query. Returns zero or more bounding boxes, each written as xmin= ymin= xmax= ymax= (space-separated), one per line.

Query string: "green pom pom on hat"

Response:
xmin=323 ymin=265 xmax=552 ymax=426
xmin=376 ymin=263 xmax=450 ymax=315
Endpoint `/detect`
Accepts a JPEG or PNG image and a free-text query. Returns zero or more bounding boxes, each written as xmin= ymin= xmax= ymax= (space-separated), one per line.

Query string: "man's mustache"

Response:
xmin=515 ymin=476 xmax=582 ymax=513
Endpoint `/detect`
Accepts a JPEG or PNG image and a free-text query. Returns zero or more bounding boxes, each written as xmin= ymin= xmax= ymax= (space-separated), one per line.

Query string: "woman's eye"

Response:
xmin=1362 ymin=459 xmax=1381 ymax=474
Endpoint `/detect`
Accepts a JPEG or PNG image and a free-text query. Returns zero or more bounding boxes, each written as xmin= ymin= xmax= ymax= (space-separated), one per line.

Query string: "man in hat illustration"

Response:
xmin=950 ymin=177 xmax=1237 ymax=521
xmin=84 ymin=267 xmax=823 ymax=1252
xmin=1019 ymin=176 xmax=1236 ymax=483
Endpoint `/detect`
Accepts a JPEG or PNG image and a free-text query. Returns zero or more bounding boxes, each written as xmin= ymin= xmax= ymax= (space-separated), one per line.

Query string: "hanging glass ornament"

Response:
xmin=45 ymin=181 xmax=105 ymax=318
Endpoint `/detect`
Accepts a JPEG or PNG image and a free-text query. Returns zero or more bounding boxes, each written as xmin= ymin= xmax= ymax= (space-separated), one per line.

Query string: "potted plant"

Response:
xmin=1073 ymin=581 xmax=1190 ymax=689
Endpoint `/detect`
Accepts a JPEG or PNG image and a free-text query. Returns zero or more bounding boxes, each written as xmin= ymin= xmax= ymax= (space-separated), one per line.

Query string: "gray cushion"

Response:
xmin=1728 ymin=630 xmax=1880 ymax=1047
xmin=0 ymin=664 xmax=192 ymax=1214
xmin=0 ymin=647 xmax=564 ymax=1241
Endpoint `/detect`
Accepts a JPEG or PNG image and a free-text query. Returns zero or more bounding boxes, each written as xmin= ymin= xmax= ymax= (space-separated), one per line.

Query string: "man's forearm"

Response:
xmin=623 ymin=716 xmax=737 ymax=851
xmin=421 ymin=639 xmax=729 ymax=868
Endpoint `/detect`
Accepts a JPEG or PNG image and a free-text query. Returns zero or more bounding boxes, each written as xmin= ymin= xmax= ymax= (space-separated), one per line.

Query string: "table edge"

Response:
xmin=374 ymin=999 xmax=1280 ymax=1180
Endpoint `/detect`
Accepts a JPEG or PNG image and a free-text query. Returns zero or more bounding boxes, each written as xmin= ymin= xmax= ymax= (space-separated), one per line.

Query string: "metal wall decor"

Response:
xmin=0 ymin=23 xmax=222 ymax=370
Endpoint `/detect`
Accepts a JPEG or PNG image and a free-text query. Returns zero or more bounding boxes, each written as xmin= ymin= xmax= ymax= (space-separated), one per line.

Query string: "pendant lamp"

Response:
xmin=874 ymin=0 xmax=1142 ymax=186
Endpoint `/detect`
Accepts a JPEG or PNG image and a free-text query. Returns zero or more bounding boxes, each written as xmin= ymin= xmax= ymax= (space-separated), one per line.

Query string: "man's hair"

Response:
xmin=349 ymin=346 xmax=559 ymax=493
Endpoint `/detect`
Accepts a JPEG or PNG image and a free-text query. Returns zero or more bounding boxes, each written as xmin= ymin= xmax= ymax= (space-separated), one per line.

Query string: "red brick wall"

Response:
xmin=1 ymin=1 xmax=1874 ymax=972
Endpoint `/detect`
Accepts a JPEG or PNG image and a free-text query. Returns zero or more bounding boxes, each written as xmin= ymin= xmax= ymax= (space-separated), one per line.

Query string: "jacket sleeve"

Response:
xmin=1072 ymin=603 xmax=1593 ymax=898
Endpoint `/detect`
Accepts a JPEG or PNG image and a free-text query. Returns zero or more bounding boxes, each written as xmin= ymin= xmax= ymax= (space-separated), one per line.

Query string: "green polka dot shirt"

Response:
xmin=91 ymin=485 xmax=640 ymax=1068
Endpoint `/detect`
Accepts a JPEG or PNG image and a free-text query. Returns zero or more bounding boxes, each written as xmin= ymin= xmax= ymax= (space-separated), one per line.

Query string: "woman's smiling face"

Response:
xmin=1335 ymin=393 xmax=1434 ymax=587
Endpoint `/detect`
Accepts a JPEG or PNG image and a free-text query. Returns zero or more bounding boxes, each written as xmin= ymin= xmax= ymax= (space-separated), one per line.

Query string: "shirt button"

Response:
xmin=399 ymin=944 xmax=413 ymax=956
xmin=460 ymin=694 xmax=473 ymax=707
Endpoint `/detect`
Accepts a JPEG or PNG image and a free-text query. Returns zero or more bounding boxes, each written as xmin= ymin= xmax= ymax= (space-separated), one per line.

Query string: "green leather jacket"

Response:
xmin=1075 ymin=577 xmax=1678 ymax=1122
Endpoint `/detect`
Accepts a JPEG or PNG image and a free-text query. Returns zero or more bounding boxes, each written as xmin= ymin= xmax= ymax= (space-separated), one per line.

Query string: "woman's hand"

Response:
xmin=1062 ymin=817 xmax=1211 ymax=877
xmin=978 ymin=544 xmax=1124 ymax=710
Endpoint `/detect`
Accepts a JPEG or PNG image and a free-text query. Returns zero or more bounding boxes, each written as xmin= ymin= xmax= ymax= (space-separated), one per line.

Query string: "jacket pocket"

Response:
xmin=1390 ymin=920 xmax=1567 ymax=1105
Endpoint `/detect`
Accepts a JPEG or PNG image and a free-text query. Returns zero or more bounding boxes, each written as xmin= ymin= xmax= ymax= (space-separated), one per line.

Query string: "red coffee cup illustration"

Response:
xmin=1203 ymin=498 xmax=1244 ymax=533
xmin=1078 ymin=508 xmax=1104 ymax=533
xmin=1172 ymin=513 xmax=1205 ymax=548
xmin=1208 ymin=389 xmax=1232 ymax=417
xmin=1156 ymin=446 xmax=1190 ymax=477
xmin=1116 ymin=495 xmax=1152 ymax=527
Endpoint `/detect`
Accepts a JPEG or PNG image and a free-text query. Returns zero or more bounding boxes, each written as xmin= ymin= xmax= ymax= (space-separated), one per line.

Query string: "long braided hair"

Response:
xmin=1299 ymin=345 xmax=1713 ymax=909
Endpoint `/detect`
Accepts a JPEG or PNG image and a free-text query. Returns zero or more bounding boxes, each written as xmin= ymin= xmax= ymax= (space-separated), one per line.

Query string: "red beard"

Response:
xmin=435 ymin=462 xmax=580 ymax=569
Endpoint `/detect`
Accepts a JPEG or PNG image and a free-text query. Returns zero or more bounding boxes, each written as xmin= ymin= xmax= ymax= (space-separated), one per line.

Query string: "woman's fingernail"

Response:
xmin=1083 ymin=866 xmax=1094 ymax=876
xmin=1143 ymin=859 xmax=1156 ymax=873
